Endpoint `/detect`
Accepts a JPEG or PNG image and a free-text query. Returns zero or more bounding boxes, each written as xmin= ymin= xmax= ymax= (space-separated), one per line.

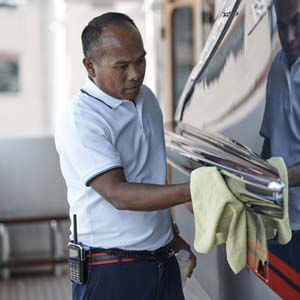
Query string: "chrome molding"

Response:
xmin=165 ymin=122 xmax=284 ymax=219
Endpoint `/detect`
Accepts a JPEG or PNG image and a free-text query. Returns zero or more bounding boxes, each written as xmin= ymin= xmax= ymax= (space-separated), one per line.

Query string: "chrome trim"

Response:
xmin=165 ymin=122 xmax=284 ymax=219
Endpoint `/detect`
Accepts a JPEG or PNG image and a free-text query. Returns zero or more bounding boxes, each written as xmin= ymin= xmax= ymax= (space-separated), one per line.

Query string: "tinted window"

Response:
xmin=171 ymin=6 xmax=194 ymax=113
xmin=180 ymin=1 xmax=279 ymax=149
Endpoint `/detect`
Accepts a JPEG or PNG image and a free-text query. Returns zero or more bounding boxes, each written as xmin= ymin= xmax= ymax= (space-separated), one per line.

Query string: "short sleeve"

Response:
xmin=60 ymin=112 xmax=122 ymax=186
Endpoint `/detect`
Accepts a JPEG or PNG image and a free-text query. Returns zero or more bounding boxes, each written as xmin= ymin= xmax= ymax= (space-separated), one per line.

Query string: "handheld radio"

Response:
xmin=68 ymin=214 xmax=87 ymax=284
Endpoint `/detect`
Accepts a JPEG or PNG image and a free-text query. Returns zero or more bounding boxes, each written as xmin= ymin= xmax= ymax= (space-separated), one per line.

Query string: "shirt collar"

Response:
xmin=291 ymin=57 xmax=300 ymax=75
xmin=280 ymin=50 xmax=300 ymax=73
xmin=81 ymin=77 xmax=126 ymax=109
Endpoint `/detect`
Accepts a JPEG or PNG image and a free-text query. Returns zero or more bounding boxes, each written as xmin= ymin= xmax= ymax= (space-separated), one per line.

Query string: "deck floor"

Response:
xmin=0 ymin=274 xmax=211 ymax=300
xmin=0 ymin=274 xmax=72 ymax=300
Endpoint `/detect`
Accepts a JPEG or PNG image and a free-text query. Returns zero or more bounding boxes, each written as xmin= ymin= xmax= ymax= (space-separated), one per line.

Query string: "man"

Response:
xmin=260 ymin=0 xmax=300 ymax=271
xmin=55 ymin=12 xmax=196 ymax=300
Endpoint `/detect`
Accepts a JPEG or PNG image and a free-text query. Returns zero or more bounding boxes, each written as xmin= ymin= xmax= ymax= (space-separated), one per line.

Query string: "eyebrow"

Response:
xmin=113 ymin=51 xmax=147 ymax=66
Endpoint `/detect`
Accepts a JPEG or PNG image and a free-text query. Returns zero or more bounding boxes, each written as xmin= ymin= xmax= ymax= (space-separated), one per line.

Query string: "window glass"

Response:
xmin=0 ymin=54 xmax=19 ymax=93
xmin=171 ymin=6 xmax=194 ymax=113
xmin=201 ymin=0 xmax=215 ymax=46
xmin=181 ymin=0 xmax=278 ymax=147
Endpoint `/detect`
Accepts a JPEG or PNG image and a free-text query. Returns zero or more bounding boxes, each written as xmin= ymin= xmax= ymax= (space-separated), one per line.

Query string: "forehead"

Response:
xmin=98 ymin=23 xmax=145 ymax=61
xmin=275 ymin=0 xmax=300 ymax=21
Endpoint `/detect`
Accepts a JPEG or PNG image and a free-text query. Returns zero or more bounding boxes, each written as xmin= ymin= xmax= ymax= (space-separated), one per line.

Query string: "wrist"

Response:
xmin=183 ymin=182 xmax=191 ymax=202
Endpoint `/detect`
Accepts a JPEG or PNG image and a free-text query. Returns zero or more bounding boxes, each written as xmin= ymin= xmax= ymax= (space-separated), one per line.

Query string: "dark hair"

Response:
xmin=81 ymin=12 xmax=137 ymax=58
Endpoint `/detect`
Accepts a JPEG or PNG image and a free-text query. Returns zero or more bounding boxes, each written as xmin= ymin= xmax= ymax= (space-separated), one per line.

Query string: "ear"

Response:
xmin=83 ymin=57 xmax=96 ymax=78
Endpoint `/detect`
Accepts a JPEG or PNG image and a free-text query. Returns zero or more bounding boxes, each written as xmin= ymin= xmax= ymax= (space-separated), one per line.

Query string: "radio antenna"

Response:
xmin=73 ymin=214 xmax=78 ymax=243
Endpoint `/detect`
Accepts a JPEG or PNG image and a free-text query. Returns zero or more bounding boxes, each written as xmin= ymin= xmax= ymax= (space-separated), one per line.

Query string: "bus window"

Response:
xmin=201 ymin=0 xmax=215 ymax=47
xmin=171 ymin=6 xmax=194 ymax=114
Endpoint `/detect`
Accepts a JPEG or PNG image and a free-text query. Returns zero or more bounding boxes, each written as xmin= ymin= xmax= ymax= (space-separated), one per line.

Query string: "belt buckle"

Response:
xmin=158 ymin=248 xmax=174 ymax=261
xmin=167 ymin=248 xmax=175 ymax=258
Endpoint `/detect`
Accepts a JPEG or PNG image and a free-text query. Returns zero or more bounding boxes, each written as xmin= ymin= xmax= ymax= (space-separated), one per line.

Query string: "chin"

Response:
xmin=284 ymin=49 xmax=300 ymax=66
xmin=125 ymin=91 xmax=140 ymax=100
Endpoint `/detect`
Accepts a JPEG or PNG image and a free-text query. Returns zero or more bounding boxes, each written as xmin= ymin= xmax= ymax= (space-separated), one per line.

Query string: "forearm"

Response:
xmin=288 ymin=162 xmax=300 ymax=187
xmin=107 ymin=182 xmax=191 ymax=211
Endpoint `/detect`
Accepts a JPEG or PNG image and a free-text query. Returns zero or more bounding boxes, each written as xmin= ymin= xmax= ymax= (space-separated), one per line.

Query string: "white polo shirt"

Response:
xmin=261 ymin=50 xmax=300 ymax=230
xmin=55 ymin=78 xmax=173 ymax=250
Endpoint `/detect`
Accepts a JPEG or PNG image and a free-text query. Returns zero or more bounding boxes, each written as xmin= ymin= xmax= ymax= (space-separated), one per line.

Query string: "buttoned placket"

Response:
xmin=281 ymin=58 xmax=293 ymax=113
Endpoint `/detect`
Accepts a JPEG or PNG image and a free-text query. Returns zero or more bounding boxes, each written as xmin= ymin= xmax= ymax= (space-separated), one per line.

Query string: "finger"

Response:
xmin=187 ymin=255 xmax=197 ymax=277
xmin=184 ymin=201 xmax=194 ymax=214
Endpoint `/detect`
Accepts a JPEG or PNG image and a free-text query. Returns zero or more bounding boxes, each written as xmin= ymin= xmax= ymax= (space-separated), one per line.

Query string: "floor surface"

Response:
xmin=0 ymin=273 xmax=212 ymax=300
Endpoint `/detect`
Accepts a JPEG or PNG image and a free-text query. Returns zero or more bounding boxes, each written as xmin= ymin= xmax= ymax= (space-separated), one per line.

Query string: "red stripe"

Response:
xmin=88 ymin=258 xmax=135 ymax=266
xmin=86 ymin=252 xmax=108 ymax=257
xmin=268 ymin=268 xmax=300 ymax=300
xmin=88 ymin=259 xmax=119 ymax=265
xmin=121 ymin=258 xmax=135 ymax=262
xmin=269 ymin=251 xmax=300 ymax=289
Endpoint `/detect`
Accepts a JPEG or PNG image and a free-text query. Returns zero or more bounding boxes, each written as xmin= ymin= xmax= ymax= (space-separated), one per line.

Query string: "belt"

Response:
xmin=87 ymin=245 xmax=174 ymax=266
xmin=87 ymin=252 xmax=136 ymax=266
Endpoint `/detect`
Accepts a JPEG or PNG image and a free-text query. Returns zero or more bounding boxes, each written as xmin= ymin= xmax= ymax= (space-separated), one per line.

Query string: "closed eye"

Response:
xmin=136 ymin=57 xmax=146 ymax=64
xmin=114 ymin=64 xmax=128 ymax=70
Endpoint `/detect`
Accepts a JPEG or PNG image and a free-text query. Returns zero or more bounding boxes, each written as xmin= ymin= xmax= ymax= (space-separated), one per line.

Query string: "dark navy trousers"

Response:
xmin=268 ymin=231 xmax=300 ymax=272
xmin=72 ymin=255 xmax=185 ymax=300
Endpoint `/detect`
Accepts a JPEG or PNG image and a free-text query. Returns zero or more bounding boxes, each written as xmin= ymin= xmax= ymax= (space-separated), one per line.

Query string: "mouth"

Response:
xmin=285 ymin=45 xmax=300 ymax=54
xmin=125 ymin=85 xmax=140 ymax=92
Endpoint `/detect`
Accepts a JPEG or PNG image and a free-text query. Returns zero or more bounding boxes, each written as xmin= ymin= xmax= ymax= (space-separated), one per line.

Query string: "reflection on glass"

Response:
xmin=201 ymin=1 xmax=215 ymax=52
xmin=260 ymin=0 xmax=300 ymax=274
xmin=169 ymin=0 xmax=300 ymax=296
xmin=182 ymin=2 xmax=278 ymax=134
xmin=171 ymin=6 xmax=194 ymax=113
xmin=175 ymin=0 xmax=242 ymax=122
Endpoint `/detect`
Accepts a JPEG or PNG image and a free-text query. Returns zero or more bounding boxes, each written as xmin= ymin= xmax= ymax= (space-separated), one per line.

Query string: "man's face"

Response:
xmin=276 ymin=0 xmax=300 ymax=67
xmin=84 ymin=22 xmax=146 ymax=100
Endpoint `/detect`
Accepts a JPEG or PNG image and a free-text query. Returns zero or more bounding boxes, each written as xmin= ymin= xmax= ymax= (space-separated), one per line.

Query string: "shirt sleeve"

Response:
xmin=61 ymin=111 xmax=122 ymax=186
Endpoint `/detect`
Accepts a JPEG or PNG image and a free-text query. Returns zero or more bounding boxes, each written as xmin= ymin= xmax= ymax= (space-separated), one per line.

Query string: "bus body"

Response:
xmin=157 ymin=0 xmax=300 ymax=299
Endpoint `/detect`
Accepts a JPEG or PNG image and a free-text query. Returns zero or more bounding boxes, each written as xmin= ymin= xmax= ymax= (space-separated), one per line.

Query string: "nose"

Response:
xmin=127 ymin=64 xmax=140 ymax=81
xmin=286 ymin=26 xmax=296 ymax=45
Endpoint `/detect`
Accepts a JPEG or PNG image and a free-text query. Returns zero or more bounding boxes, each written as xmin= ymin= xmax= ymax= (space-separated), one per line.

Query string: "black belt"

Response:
xmin=87 ymin=245 xmax=174 ymax=265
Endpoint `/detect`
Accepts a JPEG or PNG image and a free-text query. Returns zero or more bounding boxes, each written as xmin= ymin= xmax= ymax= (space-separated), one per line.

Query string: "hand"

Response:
xmin=170 ymin=234 xmax=197 ymax=278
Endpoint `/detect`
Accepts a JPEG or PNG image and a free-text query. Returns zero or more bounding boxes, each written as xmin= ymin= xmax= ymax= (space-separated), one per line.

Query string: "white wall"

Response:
xmin=0 ymin=1 xmax=46 ymax=137
xmin=0 ymin=0 xmax=153 ymax=137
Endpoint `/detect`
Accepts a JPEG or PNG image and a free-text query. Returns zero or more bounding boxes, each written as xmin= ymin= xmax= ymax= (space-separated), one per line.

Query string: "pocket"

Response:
xmin=72 ymin=281 xmax=88 ymax=300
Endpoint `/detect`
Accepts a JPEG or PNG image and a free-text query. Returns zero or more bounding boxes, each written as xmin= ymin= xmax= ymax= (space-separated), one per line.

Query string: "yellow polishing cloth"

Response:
xmin=190 ymin=157 xmax=291 ymax=274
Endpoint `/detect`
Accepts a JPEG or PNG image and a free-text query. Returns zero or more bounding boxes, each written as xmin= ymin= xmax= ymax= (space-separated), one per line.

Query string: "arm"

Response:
xmin=262 ymin=138 xmax=300 ymax=187
xmin=90 ymin=168 xmax=191 ymax=211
